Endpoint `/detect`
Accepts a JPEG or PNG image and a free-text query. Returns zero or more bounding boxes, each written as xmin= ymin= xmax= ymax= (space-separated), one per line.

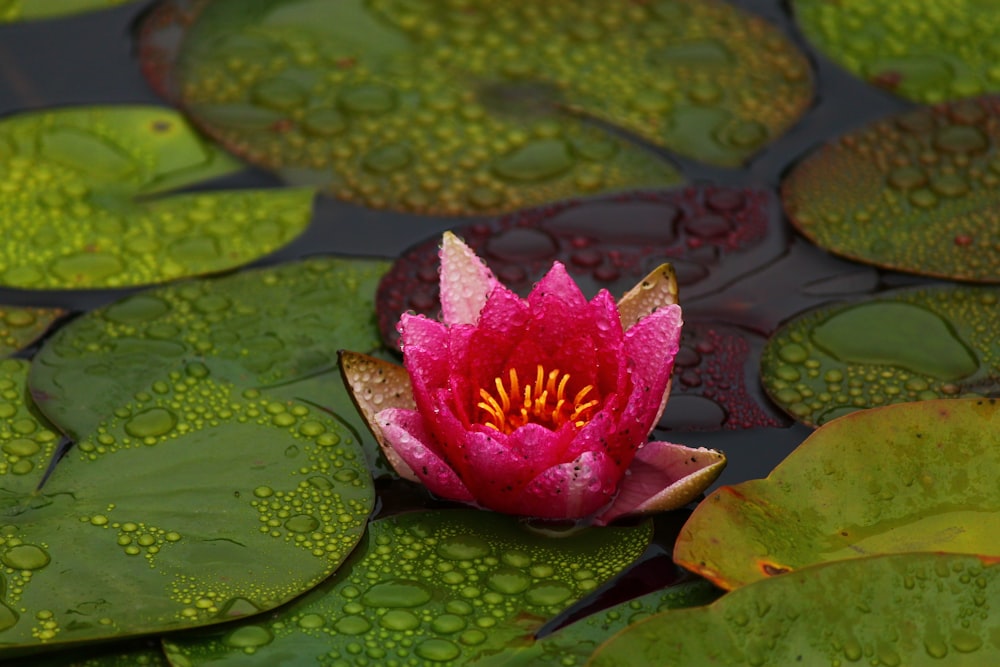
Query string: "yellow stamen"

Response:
xmin=476 ymin=364 xmax=599 ymax=434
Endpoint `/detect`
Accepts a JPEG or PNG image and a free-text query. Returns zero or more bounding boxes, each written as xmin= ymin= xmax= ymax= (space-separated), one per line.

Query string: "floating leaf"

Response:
xmin=0 ymin=359 xmax=373 ymax=657
xmin=139 ymin=0 xmax=812 ymax=214
xmin=0 ymin=307 xmax=64 ymax=357
xmin=592 ymin=552 xmax=1000 ymax=666
xmin=782 ymin=97 xmax=1000 ymax=282
xmin=674 ymin=398 xmax=1000 ymax=590
xmin=0 ymin=0 xmax=136 ymax=23
xmin=793 ymin=0 xmax=1000 ymax=103
xmin=0 ymin=106 xmax=312 ymax=288
xmin=162 ymin=510 xmax=651 ymax=665
xmin=760 ymin=284 xmax=999 ymax=425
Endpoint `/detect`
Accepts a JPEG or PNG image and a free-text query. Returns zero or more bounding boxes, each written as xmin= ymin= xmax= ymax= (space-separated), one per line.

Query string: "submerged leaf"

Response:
xmin=674 ymin=398 xmax=1000 ymax=590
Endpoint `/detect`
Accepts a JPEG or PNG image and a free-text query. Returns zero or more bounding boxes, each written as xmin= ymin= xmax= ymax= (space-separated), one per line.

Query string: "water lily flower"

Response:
xmin=341 ymin=232 xmax=725 ymax=524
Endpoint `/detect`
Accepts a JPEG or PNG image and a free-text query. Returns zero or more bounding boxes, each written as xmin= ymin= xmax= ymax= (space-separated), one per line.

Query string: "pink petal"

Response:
xmin=439 ymin=232 xmax=498 ymax=326
xmin=620 ymin=303 xmax=683 ymax=433
xmin=593 ymin=441 xmax=726 ymax=526
xmin=517 ymin=450 xmax=622 ymax=519
xmin=527 ymin=262 xmax=588 ymax=311
xmin=377 ymin=407 xmax=475 ymax=502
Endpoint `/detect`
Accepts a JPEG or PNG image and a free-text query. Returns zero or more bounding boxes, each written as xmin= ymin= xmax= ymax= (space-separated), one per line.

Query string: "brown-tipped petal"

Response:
xmin=338 ymin=350 xmax=419 ymax=481
xmin=617 ymin=263 xmax=679 ymax=331
xmin=593 ymin=441 xmax=726 ymax=526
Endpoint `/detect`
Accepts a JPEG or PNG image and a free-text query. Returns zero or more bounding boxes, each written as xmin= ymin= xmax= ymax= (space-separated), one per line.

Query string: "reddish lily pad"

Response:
xmin=782 ymin=97 xmax=1000 ymax=282
xmin=377 ymin=187 xmax=783 ymax=348
xmin=592 ymin=552 xmax=1000 ymax=666
xmin=760 ymin=284 xmax=999 ymax=426
xmin=0 ymin=106 xmax=312 ymax=289
xmin=0 ymin=0 xmax=136 ymax=23
xmin=0 ymin=307 xmax=64 ymax=357
xmin=161 ymin=510 xmax=651 ymax=665
xmin=793 ymin=0 xmax=1000 ymax=103
xmin=0 ymin=359 xmax=373 ymax=657
xmin=674 ymin=398 xmax=1000 ymax=590
xmin=139 ymin=0 xmax=812 ymax=214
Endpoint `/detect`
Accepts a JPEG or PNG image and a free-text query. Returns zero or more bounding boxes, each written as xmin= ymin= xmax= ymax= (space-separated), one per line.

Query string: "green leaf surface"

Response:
xmin=29 ymin=257 xmax=391 ymax=472
xmin=0 ymin=0 xmax=136 ymax=23
xmin=0 ymin=106 xmax=312 ymax=288
xmin=759 ymin=285 xmax=999 ymax=425
xmin=793 ymin=0 xmax=1000 ymax=103
xmin=0 ymin=307 xmax=64 ymax=357
xmin=591 ymin=552 xmax=1000 ymax=666
xmin=12 ymin=639 xmax=167 ymax=666
xmin=782 ymin=97 xmax=1000 ymax=282
xmin=674 ymin=398 xmax=1000 ymax=590
xmin=0 ymin=358 xmax=373 ymax=657
xmin=162 ymin=510 xmax=652 ymax=666
xmin=139 ymin=0 xmax=813 ymax=214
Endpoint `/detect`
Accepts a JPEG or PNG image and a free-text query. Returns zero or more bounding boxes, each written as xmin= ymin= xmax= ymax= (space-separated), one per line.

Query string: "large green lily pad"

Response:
xmin=592 ymin=552 xmax=1000 ymax=666
xmin=793 ymin=0 xmax=1000 ymax=103
xmin=760 ymin=285 xmax=999 ymax=426
xmin=162 ymin=510 xmax=651 ymax=665
xmin=0 ymin=0 xmax=136 ymax=23
xmin=0 ymin=307 xmax=64 ymax=357
xmin=674 ymin=398 xmax=1000 ymax=590
xmin=139 ymin=0 xmax=812 ymax=214
xmin=782 ymin=97 xmax=1000 ymax=282
xmin=0 ymin=358 xmax=373 ymax=658
xmin=0 ymin=106 xmax=312 ymax=288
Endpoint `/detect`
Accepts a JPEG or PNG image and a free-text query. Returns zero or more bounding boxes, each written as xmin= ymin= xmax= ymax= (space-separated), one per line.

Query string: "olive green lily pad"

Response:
xmin=592 ymin=552 xmax=1000 ymax=666
xmin=0 ymin=307 xmax=64 ymax=357
xmin=139 ymin=0 xmax=812 ymax=214
xmin=0 ymin=106 xmax=312 ymax=288
xmin=673 ymin=398 xmax=1000 ymax=590
xmin=0 ymin=0 xmax=136 ymax=23
xmin=793 ymin=0 xmax=1000 ymax=103
xmin=30 ymin=257 xmax=389 ymax=458
xmin=782 ymin=97 xmax=1000 ymax=282
xmin=162 ymin=510 xmax=652 ymax=665
xmin=760 ymin=284 xmax=999 ymax=426
xmin=0 ymin=358 xmax=373 ymax=657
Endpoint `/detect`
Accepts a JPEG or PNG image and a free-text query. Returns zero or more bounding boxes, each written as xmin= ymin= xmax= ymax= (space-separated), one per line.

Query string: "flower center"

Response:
xmin=476 ymin=364 xmax=599 ymax=434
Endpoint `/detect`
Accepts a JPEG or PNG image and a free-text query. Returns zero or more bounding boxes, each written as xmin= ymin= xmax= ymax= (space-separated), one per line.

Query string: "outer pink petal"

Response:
xmin=517 ymin=450 xmax=622 ymax=519
xmin=439 ymin=232 xmax=498 ymax=326
xmin=377 ymin=407 xmax=475 ymax=502
xmin=620 ymin=303 xmax=683 ymax=433
xmin=527 ymin=262 xmax=588 ymax=311
xmin=593 ymin=441 xmax=726 ymax=526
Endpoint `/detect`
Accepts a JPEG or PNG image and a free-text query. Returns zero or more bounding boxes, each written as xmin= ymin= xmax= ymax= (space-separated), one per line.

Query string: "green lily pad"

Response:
xmin=793 ymin=0 xmax=1000 ymax=103
xmin=0 ymin=106 xmax=312 ymax=288
xmin=0 ymin=0 xmax=136 ymax=23
xmin=162 ymin=510 xmax=652 ymax=665
xmin=139 ymin=0 xmax=812 ymax=214
xmin=782 ymin=97 xmax=1000 ymax=282
xmin=0 ymin=358 xmax=373 ymax=657
xmin=592 ymin=552 xmax=1000 ymax=666
xmin=760 ymin=285 xmax=999 ymax=425
xmin=0 ymin=307 xmax=64 ymax=357
xmin=673 ymin=398 xmax=1000 ymax=590
xmin=12 ymin=640 xmax=166 ymax=666
xmin=30 ymin=257 xmax=389 ymax=447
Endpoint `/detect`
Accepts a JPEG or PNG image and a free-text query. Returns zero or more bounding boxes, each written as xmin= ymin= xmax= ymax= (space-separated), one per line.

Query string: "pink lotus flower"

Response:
xmin=341 ymin=233 xmax=725 ymax=524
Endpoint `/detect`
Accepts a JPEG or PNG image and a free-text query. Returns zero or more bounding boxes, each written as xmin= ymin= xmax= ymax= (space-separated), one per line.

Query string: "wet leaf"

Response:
xmin=139 ymin=0 xmax=812 ymax=214
xmin=29 ymin=257 xmax=392 ymax=472
xmin=0 ymin=0 xmax=136 ymax=23
xmin=0 ymin=358 xmax=374 ymax=657
xmin=674 ymin=398 xmax=1000 ymax=590
xmin=760 ymin=284 xmax=999 ymax=426
xmin=162 ymin=510 xmax=652 ymax=665
xmin=0 ymin=307 xmax=64 ymax=357
xmin=592 ymin=552 xmax=1000 ymax=666
xmin=0 ymin=106 xmax=312 ymax=288
xmin=782 ymin=97 xmax=1000 ymax=282
xmin=794 ymin=0 xmax=1000 ymax=103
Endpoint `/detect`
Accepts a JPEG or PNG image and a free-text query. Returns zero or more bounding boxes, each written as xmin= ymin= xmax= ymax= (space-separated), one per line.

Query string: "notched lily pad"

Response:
xmin=760 ymin=284 xmax=999 ymax=425
xmin=139 ymin=0 xmax=812 ymax=214
xmin=782 ymin=97 xmax=1000 ymax=282
xmin=0 ymin=0 xmax=136 ymax=23
xmin=0 ymin=106 xmax=312 ymax=288
xmin=593 ymin=552 xmax=1000 ymax=666
xmin=674 ymin=398 xmax=1000 ymax=590
xmin=0 ymin=360 xmax=373 ymax=656
xmin=793 ymin=0 xmax=1000 ymax=103
xmin=162 ymin=510 xmax=652 ymax=665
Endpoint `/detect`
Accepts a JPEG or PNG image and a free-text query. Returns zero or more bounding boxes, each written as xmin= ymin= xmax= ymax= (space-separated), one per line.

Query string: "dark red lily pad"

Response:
xmin=760 ymin=284 xmax=1000 ymax=426
xmin=783 ymin=96 xmax=1000 ymax=282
